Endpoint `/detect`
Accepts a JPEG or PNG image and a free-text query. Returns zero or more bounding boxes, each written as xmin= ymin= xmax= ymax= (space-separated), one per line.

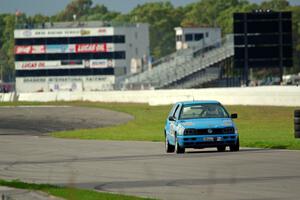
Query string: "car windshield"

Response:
xmin=179 ymin=103 xmax=229 ymax=119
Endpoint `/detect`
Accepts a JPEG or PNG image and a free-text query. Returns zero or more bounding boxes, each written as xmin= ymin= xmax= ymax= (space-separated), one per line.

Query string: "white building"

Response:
xmin=14 ymin=21 xmax=149 ymax=92
xmin=175 ymin=27 xmax=221 ymax=50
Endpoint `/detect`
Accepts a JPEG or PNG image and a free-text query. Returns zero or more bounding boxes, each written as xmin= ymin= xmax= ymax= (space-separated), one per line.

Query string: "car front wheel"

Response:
xmin=175 ymin=135 xmax=185 ymax=154
xmin=165 ymin=134 xmax=175 ymax=153
xmin=230 ymin=138 xmax=240 ymax=152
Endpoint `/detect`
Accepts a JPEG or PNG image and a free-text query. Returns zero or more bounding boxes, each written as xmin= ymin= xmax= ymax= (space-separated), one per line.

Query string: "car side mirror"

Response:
xmin=168 ymin=116 xmax=176 ymax=121
xmin=231 ymin=113 xmax=238 ymax=119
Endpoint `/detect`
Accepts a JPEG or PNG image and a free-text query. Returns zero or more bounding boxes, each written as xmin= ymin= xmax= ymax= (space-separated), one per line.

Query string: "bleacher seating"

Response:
xmin=123 ymin=35 xmax=234 ymax=89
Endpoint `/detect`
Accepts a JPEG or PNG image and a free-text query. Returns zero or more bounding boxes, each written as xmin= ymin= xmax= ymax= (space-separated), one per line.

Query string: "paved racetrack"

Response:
xmin=0 ymin=106 xmax=133 ymax=135
xmin=0 ymin=107 xmax=300 ymax=200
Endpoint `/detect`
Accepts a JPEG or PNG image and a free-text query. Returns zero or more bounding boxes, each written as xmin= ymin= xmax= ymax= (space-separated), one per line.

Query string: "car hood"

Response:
xmin=178 ymin=118 xmax=234 ymax=129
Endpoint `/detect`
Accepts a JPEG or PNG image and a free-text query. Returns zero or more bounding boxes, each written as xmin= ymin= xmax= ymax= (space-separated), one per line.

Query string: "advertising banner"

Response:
xmin=46 ymin=44 xmax=76 ymax=54
xmin=16 ymin=75 xmax=115 ymax=92
xmin=15 ymin=44 xmax=113 ymax=54
xmin=61 ymin=60 xmax=83 ymax=65
xmin=15 ymin=60 xmax=85 ymax=70
xmin=15 ymin=46 xmax=32 ymax=54
xmin=15 ymin=45 xmax=46 ymax=54
xmin=49 ymin=82 xmax=83 ymax=92
xmin=15 ymin=61 xmax=61 ymax=70
xmin=14 ymin=27 xmax=114 ymax=38
xmin=106 ymin=43 xmax=114 ymax=51
xmin=90 ymin=59 xmax=114 ymax=68
xmin=31 ymin=45 xmax=46 ymax=54
xmin=75 ymin=43 xmax=107 ymax=53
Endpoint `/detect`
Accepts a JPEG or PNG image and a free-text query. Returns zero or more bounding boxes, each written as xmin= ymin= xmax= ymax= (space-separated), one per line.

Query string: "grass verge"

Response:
xmin=0 ymin=179 xmax=154 ymax=200
xmin=52 ymin=102 xmax=171 ymax=142
xmin=1 ymin=101 xmax=300 ymax=150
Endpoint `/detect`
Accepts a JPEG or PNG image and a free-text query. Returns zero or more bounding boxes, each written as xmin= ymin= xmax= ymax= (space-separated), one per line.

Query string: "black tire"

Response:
xmin=295 ymin=124 xmax=300 ymax=131
xmin=165 ymin=134 xmax=175 ymax=153
xmin=295 ymin=131 xmax=300 ymax=138
xmin=295 ymin=110 xmax=300 ymax=117
xmin=295 ymin=117 xmax=300 ymax=124
xmin=217 ymin=146 xmax=226 ymax=152
xmin=175 ymin=136 xmax=185 ymax=154
xmin=230 ymin=138 xmax=240 ymax=152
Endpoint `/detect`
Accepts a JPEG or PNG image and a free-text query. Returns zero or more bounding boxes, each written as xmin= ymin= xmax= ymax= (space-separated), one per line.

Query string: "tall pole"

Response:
xmin=244 ymin=13 xmax=249 ymax=86
xmin=279 ymin=12 xmax=283 ymax=83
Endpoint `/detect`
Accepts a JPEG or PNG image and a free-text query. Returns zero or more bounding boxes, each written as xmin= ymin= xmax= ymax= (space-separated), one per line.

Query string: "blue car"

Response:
xmin=164 ymin=100 xmax=239 ymax=153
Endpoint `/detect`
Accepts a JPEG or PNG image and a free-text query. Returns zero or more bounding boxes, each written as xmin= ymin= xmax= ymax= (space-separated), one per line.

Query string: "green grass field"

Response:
xmin=49 ymin=102 xmax=300 ymax=150
xmin=1 ymin=101 xmax=299 ymax=150
xmin=0 ymin=179 xmax=154 ymax=200
xmin=52 ymin=102 xmax=171 ymax=141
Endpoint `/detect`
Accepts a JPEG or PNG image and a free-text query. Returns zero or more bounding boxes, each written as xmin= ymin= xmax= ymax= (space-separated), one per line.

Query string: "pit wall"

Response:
xmin=2 ymin=86 xmax=300 ymax=106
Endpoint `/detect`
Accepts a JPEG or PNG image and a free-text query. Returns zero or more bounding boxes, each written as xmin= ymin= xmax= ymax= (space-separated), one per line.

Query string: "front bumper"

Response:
xmin=177 ymin=134 xmax=238 ymax=148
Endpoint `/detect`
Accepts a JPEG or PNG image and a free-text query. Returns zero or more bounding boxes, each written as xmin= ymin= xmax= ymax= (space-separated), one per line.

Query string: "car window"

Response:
xmin=180 ymin=103 xmax=229 ymax=119
xmin=168 ymin=104 xmax=178 ymax=117
xmin=180 ymin=106 xmax=204 ymax=119
xmin=174 ymin=105 xmax=182 ymax=119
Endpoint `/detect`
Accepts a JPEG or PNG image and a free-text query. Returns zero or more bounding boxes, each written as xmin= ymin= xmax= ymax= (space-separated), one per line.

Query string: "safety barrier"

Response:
xmin=10 ymin=86 xmax=300 ymax=107
xmin=0 ymin=93 xmax=17 ymax=102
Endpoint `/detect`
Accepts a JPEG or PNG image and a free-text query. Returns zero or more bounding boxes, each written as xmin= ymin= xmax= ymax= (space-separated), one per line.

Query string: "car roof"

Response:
xmin=178 ymin=100 xmax=221 ymax=105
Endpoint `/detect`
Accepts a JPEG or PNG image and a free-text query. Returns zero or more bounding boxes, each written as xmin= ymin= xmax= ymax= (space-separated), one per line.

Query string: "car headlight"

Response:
xmin=235 ymin=128 xmax=238 ymax=134
xmin=177 ymin=126 xmax=185 ymax=135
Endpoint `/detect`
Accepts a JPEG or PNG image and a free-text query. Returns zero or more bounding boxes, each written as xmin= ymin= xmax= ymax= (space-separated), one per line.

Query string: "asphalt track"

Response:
xmin=0 ymin=106 xmax=300 ymax=200
xmin=0 ymin=106 xmax=133 ymax=135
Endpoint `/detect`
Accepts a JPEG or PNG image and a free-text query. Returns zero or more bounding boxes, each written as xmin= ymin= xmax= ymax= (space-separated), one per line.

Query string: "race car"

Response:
xmin=164 ymin=100 xmax=239 ymax=153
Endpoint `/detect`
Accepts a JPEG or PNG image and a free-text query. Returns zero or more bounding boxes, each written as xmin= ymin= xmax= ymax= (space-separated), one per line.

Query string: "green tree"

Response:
xmin=216 ymin=1 xmax=258 ymax=34
xmin=1 ymin=15 xmax=16 ymax=81
xmin=182 ymin=0 xmax=252 ymax=32
xmin=56 ymin=0 xmax=93 ymax=21
xmin=260 ymin=0 xmax=290 ymax=10
xmin=0 ymin=14 xmax=8 ymax=48
xmin=31 ymin=14 xmax=49 ymax=24
xmin=289 ymin=5 xmax=300 ymax=73
xmin=126 ymin=2 xmax=182 ymax=58
xmin=82 ymin=4 xmax=121 ymax=21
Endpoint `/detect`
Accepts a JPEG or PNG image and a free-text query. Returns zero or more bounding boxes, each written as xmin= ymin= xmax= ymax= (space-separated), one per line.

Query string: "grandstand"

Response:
xmin=122 ymin=35 xmax=234 ymax=89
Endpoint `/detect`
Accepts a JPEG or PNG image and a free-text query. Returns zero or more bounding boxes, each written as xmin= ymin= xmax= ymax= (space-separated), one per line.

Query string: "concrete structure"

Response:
xmin=175 ymin=27 xmax=221 ymax=50
xmin=2 ymin=86 xmax=300 ymax=107
xmin=124 ymin=35 xmax=232 ymax=89
xmin=14 ymin=21 xmax=150 ymax=92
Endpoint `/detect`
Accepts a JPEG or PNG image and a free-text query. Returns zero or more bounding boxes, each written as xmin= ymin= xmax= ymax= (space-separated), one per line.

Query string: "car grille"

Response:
xmin=184 ymin=127 xmax=234 ymax=135
xmin=183 ymin=141 xmax=236 ymax=147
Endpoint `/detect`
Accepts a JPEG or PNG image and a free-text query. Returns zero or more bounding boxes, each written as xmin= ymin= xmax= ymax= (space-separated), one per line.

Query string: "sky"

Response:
xmin=0 ymin=0 xmax=299 ymax=16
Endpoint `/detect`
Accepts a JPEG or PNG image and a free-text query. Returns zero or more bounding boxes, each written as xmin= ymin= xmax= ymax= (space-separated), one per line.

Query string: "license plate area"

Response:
xmin=203 ymin=137 xmax=223 ymax=142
